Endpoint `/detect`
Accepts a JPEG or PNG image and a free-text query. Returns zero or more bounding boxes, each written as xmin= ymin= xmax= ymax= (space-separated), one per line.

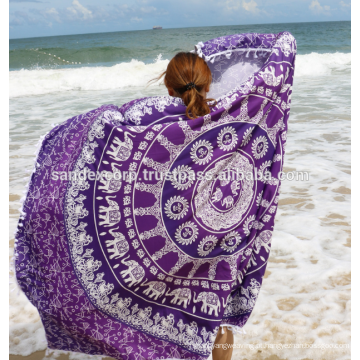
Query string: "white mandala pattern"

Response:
xmin=251 ymin=136 xmax=269 ymax=159
xmin=220 ymin=231 xmax=242 ymax=253
xmin=217 ymin=126 xmax=238 ymax=151
xmin=194 ymin=153 xmax=254 ymax=231
xmin=170 ymin=165 xmax=195 ymax=191
xmin=14 ymin=29 xmax=296 ymax=359
xmin=164 ymin=196 xmax=189 ymax=220
xmin=197 ymin=236 xmax=218 ymax=257
xmin=190 ymin=140 xmax=214 ymax=165
xmin=174 ymin=221 xmax=199 ymax=246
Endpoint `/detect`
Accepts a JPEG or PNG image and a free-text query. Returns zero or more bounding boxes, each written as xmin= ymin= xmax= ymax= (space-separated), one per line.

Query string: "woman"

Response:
xmin=159 ymin=51 xmax=235 ymax=360
xmin=15 ymin=32 xmax=296 ymax=360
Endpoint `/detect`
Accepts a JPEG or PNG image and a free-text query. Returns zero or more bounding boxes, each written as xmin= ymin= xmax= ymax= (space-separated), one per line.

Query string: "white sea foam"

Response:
xmin=9 ymin=57 xmax=170 ymax=98
xmin=9 ymin=52 xmax=351 ymax=98
xmin=295 ymin=52 xmax=351 ymax=77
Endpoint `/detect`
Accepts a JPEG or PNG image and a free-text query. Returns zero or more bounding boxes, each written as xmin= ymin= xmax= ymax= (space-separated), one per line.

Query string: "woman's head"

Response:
xmin=158 ymin=52 xmax=213 ymax=119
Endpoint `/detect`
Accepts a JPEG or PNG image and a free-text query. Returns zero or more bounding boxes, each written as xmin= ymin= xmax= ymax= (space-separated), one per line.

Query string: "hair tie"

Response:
xmin=185 ymin=82 xmax=196 ymax=91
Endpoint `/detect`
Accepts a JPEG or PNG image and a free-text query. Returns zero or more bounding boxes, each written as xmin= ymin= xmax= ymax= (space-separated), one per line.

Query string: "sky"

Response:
xmin=9 ymin=0 xmax=351 ymax=39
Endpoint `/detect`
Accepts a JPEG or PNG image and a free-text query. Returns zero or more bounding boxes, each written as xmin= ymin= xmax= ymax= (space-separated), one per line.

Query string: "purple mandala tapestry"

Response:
xmin=15 ymin=32 xmax=296 ymax=360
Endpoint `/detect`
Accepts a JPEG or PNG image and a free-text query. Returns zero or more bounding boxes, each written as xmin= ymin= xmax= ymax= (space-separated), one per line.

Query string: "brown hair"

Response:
xmin=153 ymin=52 xmax=214 ymax=119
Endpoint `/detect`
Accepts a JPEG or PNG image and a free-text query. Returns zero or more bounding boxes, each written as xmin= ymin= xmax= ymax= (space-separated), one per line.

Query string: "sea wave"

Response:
xmin=295 ymin=52 xmax=351 ymax=77
xmin=9 ymin=52 xmax=351 ymax=98
xmin=9 ymin=57 xmax=170 ymax=98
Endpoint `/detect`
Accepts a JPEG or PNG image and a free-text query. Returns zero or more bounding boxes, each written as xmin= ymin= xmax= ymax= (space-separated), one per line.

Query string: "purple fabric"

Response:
xmin=15 ymin=32 xmax=296 ymax=360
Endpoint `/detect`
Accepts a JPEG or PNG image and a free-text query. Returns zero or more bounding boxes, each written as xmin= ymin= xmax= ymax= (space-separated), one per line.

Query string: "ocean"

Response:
xmin=9 ymin=21 xmax=351 ymax=360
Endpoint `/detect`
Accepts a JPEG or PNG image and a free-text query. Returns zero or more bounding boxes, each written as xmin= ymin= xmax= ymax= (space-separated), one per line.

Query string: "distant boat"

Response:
xmin=153 ymin=26 xmax=162 ymax=30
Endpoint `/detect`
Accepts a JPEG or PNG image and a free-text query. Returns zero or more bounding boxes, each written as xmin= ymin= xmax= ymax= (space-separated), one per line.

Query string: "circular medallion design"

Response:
xmin=251 ymin=136 xmax=269 ymax=159
xmin=197 ymin=235 xmax=218 ymax=257
xmin=190 ymin=140 xmax=213 ymax=165
xmin=171 ymin=165 xmax=195 ymax=190
xmin=133 ymin=123 xmax=272 ymax=260
xmin=164 ymin=196 xmax=189 ymax=220
xmin=175 ymin=222 xmax=199 ymax=245
xmin=217 ymin=126 xmax=238 ymax=151
xmin=61 ymin=42 xmax=287 ymax=335
xmin=193 ymin=152 xmax=255 ymax=231
xmin=220 ymin=231 xmax=241 ymax=253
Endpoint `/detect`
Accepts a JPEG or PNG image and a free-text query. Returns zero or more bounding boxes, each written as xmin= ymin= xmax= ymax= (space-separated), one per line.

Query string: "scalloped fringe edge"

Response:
xmin=220 ymin=324 xmax=246 ymax=336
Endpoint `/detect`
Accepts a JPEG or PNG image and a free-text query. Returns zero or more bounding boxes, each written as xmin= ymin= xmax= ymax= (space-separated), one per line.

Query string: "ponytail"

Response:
xmin=150 ymin=52 xmax=215 ymax=120
xmin=181 ymin=86 xmax=212 ymax=120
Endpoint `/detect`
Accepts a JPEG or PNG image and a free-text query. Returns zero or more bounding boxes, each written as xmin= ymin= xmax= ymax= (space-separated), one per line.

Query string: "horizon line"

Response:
xmin=9 ymin=19 xmax=350 ymax=41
